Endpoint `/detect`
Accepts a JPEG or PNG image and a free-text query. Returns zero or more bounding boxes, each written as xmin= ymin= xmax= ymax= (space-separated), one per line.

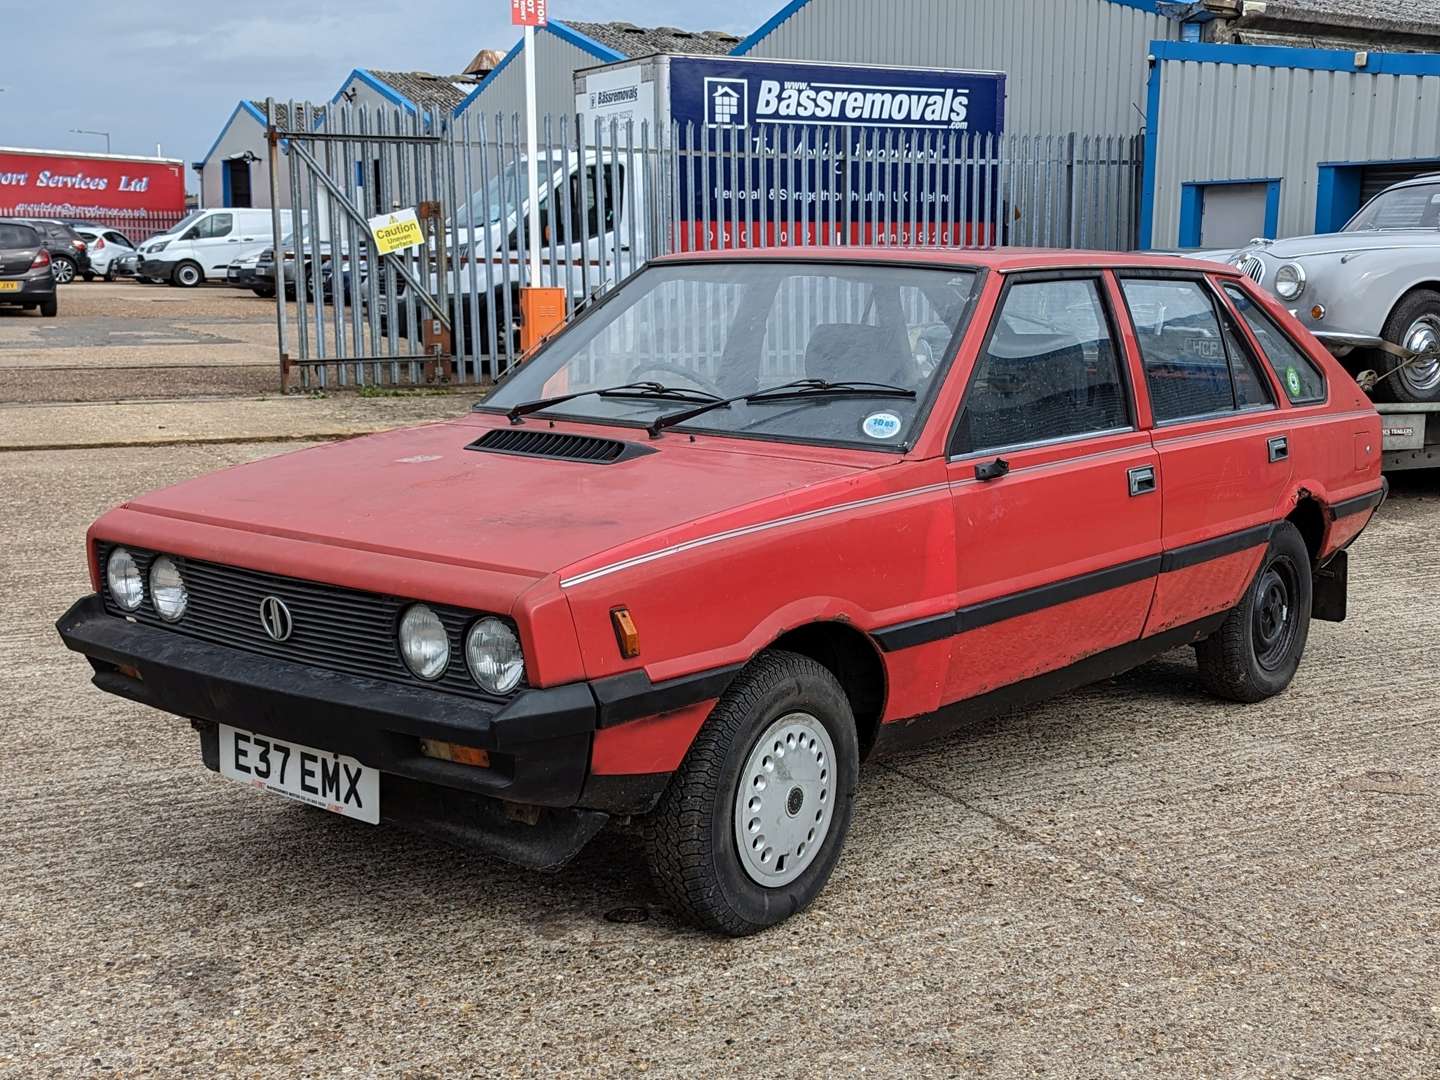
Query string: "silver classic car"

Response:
xmin=1217 ymin=175 xmax=1440 ymax=405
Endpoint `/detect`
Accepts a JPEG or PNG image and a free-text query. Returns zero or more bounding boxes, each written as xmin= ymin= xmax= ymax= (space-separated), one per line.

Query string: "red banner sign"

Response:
xmin=511 ymin=0 xmax=547 ymax=26
xmin=0 ymin=149 xmax=185 ymax=222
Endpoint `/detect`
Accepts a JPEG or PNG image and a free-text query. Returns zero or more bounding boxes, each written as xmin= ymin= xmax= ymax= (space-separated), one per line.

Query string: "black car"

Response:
xmin=0 ymin=221 xmax=58 ymax=317
xmin=19 ymin=220 xmax=91 ymax=284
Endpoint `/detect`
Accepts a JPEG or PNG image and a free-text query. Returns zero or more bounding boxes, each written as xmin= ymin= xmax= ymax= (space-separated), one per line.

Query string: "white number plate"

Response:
xmin=218 ymin=724 xmax=379 ymax=824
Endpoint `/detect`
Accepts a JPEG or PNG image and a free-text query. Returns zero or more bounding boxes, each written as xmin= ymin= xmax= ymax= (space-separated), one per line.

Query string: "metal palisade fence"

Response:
xmin=266 ymin=99 xmax=1143 ymax=390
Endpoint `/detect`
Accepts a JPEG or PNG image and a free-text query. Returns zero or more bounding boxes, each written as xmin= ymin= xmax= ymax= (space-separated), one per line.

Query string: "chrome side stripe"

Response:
xmin=559 ymin=482 xmax=952 ymax=589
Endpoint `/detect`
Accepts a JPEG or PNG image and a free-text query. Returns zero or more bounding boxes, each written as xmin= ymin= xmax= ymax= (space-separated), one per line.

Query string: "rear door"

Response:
xmin=1116 ymin=273 xmax=1291 ymax=636
xmin=942 ymin=272 xmax=1162 ymax=704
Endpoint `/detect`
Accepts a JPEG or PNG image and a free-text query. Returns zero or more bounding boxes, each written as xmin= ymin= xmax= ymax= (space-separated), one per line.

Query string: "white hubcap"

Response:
xmin=1401 ymin=317 xmax=1440 ymax=392
xmin=733 ymin=712 xmax=836 ymax=887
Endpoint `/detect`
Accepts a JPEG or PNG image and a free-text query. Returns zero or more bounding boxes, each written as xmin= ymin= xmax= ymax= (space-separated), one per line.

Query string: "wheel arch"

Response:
xmin=766 ymin=620 xmax=888 ymax=760
xmin=1286 ymin=492 xmax=1327 ymax=566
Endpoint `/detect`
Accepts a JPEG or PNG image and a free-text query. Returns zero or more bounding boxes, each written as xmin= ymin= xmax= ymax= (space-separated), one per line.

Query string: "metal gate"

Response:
xmin=266 ymin=98 xmax=1143 ymax=390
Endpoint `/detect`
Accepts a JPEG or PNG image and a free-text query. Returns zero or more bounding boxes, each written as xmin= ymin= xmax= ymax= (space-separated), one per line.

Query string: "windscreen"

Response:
xmin=484 ymin=261 xmax=978 ymax=450
xmin=1345 ymin=182 xmax=1440 ymax=231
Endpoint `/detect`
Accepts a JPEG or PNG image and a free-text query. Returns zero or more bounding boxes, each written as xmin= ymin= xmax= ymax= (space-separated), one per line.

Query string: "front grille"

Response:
xmin=96 ymin=544 xmax=511 ymax=701
xmin=467 ymin=427 xmax=651 ymax=463
xmin=1238 ymin=254 xmax=1266 ymax=285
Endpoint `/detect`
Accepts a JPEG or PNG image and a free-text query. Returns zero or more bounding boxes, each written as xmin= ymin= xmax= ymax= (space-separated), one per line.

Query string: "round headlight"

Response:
xmin=465 ymin=617 xmax=525 ymax=694
xmin=1274 ymin=263 xmax=1306 ymax=301
xmin=149 ymin=556 xmax=188 ymax=622
xmin=398 ymin=604 xmax=450 ymax=680
xmin=106 ymin=547 xmax=144 ymax=611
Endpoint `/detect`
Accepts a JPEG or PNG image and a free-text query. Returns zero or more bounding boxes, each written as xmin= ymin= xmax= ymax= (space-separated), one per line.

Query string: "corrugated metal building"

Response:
xmin=453 ymin=21 xmax=739 ymax=126
xmin=733 ymin=0 xmax=1183 ymax=136
xmin=333 ymin=69 xmax=485 ymax=123
xmin=197 ymin=101 xmax=322 ymax=210
xmin=1142 ymin=41 xmax=1440 ymax=248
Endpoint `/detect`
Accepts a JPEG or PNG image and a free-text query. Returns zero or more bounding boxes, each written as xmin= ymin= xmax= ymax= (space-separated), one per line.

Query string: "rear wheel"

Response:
xmin=1196 ymin=522 xmax=1312 ymax=703
xmin=643 ymin=650 xmax=859 ymax=936
xmin=50 ymin=256 xmax=76 ymax=285
xmin=39 ymin=297 xmax=57 ymax=317
xmin=172 ymin=261 xmax=203 ymax=288
xmin=1373 ymin=289 xmax=1440 ymax=404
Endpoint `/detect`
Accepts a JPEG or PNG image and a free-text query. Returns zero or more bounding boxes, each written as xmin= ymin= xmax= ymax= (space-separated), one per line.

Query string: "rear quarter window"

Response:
xmin=1222 ymin=284 xmax=1327 ymax=404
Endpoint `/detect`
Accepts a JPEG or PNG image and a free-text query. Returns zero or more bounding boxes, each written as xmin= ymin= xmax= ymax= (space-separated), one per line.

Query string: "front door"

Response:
xmin=942 ymin=273 xmax=1163 ymax=705
xmin=1116 ymin=273 xmax=1292 ymax=636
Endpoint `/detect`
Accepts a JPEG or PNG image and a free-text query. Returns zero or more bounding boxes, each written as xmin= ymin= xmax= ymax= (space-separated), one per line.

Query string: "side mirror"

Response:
xmin=182 ymin=229 xmax=200 ymax=242
xmin=974 ymin=457 xmax=1010 ymax=483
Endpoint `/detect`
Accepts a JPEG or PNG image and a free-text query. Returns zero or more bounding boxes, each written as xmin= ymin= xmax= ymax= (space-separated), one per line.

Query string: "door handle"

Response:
xmin=1268 ymin=435 xmax=1289 ymax=463
xmin=1128 ymin=464 xmax=1157 ymax=496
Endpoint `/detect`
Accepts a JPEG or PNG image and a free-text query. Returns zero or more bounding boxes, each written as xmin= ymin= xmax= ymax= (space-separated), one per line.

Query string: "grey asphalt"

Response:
xmin=3 ymin=434 xmax=1437 ymax=1078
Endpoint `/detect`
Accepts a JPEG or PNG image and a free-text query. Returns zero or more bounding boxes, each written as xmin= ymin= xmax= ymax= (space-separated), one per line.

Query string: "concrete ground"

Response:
xmin=1 ymin=284 xmax=1437 ymax=1077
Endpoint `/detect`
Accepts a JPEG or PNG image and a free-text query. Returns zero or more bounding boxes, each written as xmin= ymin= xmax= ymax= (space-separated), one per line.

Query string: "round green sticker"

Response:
xmin=1285 ymin=367 xmax=1303 ymax=397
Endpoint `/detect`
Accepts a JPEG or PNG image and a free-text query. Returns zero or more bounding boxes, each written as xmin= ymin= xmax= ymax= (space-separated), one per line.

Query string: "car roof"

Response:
xmin=652 ymin=246 xmax=1243 ymax=277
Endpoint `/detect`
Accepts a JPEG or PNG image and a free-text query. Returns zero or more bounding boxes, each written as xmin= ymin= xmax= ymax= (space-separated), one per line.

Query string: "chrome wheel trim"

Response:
xmin=1400 ymin=316 xmax=1440 ymax=394
xmin=733 ymin=711 xmax=837 ymax=888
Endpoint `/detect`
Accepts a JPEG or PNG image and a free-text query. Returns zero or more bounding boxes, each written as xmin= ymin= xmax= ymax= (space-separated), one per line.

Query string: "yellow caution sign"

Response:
xmin=367 ymin=208 xmax=425 ymax=255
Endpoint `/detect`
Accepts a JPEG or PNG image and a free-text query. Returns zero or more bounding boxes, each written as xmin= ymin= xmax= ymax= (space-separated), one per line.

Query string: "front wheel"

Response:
xmin=1374 ymin=289 xmax=1440 ymax=404
xmin=172 ymin=261 xmax=204 ymax=288
xmin=1196 ymin=522 xmax=1312 ymax=703
xmin=643 ymin=650 xmax=859 ymax=936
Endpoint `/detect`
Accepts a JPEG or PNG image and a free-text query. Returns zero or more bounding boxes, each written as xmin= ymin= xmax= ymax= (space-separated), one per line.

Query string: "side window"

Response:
xmin=568 ymin=165 xmax=624 ymax=237
xmin=199 ymin=214 xmax=233 ymax=239
xmin=1222 ymin=283 xmax=1327 ymax=403
xmin=1121 ymin=277 xmax=1273 ymax=422
xmin=953 ymin=278 xmax=1130 ymax=455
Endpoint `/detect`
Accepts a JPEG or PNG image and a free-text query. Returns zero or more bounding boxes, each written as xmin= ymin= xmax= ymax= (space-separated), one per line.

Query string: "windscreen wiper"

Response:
xmin=646 ymin=379 xmax=916 ymax=438
xmin=505 ymin=381 xmax=722 ymax=424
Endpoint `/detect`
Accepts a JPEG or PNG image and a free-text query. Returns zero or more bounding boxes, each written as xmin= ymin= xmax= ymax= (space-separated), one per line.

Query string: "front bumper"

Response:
xmin=139 ymin=257 xmax=175 ymax=279
xmin=56 ymin=594 xmax=678 ymax=867
xmin=227 ymin=265 xmax=259 ymax=287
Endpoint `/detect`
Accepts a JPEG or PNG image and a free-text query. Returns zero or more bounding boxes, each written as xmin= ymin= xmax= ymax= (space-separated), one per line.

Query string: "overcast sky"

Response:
xmin=2 ymin=0 xmax=778 ymax=166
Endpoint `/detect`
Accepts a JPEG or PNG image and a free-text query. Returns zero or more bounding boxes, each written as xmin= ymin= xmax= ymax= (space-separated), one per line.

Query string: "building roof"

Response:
xmin=362 ymin=70 xmax=487 ymax=112
xmin=562 ymin=20 xmax=741 ymax=58
xmin=465 ymin=49 xmax=507 ymax=77
xmin=1231 ymin=0 xmax=1440 ymax=50
xmin=246 ymin=101 xmax=324 ymax=129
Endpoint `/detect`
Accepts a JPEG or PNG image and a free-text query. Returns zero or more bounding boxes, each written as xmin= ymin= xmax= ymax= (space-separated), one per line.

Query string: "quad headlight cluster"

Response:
xmin=105 ymin=547 xmax=188 ymax=622
xmin=398 ymin=604 xmax=525 ymax=694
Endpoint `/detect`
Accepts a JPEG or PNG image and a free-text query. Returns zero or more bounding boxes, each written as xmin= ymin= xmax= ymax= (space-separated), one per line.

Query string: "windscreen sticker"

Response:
xmin=1285 ymin=367 xmax=1303 ymax=397
xmin=862 ymin=412 xmax=903 ymax=440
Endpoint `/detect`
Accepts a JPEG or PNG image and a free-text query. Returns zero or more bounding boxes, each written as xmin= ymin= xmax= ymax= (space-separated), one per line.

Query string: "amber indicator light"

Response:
xmin=419 ymin=739 xmax=491 ymax=768
xmin=611 ymin=607 xmax=641 ymax=659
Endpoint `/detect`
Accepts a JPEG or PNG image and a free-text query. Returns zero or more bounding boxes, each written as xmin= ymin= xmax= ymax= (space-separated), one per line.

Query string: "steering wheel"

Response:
xmin=627 ymin=363 xmax=726 ymax=398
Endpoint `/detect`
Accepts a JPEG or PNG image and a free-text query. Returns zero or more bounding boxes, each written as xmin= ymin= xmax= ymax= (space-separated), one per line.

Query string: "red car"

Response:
xmin=58 ymin=249 xmax=1385 ymax=935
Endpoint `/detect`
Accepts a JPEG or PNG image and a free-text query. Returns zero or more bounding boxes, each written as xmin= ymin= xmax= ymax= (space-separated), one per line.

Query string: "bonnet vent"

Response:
xmin=466 ymin=426 xmax=654 ymax=463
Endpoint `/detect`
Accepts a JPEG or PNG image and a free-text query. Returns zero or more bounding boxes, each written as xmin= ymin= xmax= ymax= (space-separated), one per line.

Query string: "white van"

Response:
xmin=137 ymin=208 xmax=291 ymax=287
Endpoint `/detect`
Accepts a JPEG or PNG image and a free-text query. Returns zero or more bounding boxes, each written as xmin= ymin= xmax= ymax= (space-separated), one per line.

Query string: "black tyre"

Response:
xmin=103 ymin=269 xmax=116 ymax=282
xmin=1196 ymin=522 xmax=1312 ymax=703
xmin=252 ymin=286 xmax=276 ymax=299
xmin=51 ymin=255 xmax=76 ymax=285
xmin=39 ymin=297 xmax=57 ymax=318
xmin=643 ymin=650 xmax=859 ymax=936
xmin=81 ymin=271 xmax=95 ymax=282
xmin=172 ymin=261 xmax=203 ymax=288
xmin=1373 ymin=289 xmax=1440 ymax=404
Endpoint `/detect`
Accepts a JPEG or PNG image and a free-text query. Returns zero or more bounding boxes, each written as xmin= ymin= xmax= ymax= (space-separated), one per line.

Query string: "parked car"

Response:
xmin=0 ymin=220 xmax=58 ymax=317
xmin=56 ymin=249 xmax=1385 ymax=935
xmin=137 ymin=208 xmax=288 ymax=287
xmin=17 ymin=219 xmax=90 ymax=285
xmin=1212 ymin=174 xmax=1440 ymax=404
xmin=73 ymin=228 xmax=138 ymax=281
xmin=111 ymin=249 xmax=142 ymax=280
xmin=225 ymin=250 xmax=264 ymax=293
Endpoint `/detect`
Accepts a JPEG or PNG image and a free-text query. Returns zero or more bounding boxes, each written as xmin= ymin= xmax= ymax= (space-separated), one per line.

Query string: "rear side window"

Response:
xmin=953 ymin=278 xmax=1130 ymax=455
xmin=0 ymin=224 xmax=39 ymax=247
xmin=1222 ymin=284 xmax=1326 ymax=403
xmin=1121 ymin=278 xmax=1274 ymax=422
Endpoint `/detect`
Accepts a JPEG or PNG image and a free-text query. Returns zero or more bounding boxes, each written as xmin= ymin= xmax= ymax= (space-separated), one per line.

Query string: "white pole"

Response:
xmin=524 ymin=22 xmax=542 ymax=287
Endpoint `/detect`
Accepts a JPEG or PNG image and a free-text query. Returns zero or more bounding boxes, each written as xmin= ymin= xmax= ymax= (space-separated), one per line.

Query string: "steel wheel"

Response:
xmin=174 ymin=263 xmax=202 ymax=288
xmin=1399 ymin=316 xmax=1440 ymax=397
xmin=51 ymin=257 xmax=75 ymax=285
xmin=733 ymin=712 xmax=837 ymax=887
xmin=1251 ymin=555 xmax=1299 ymax=672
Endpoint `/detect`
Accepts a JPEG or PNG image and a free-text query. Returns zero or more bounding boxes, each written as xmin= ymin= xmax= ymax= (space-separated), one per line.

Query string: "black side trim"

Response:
xmin=872 ymin=613 xmax=1228 ymax=756
xmin=874 ymin=522 xmax=1278 ymax=654
xmin=591 ymin=664 xmax=742 ymax=729
xmin=1160 ymin=523 xmax=1274 ymax=574
xmin=1330 ymin=483 xmax=1387 ymax=520
xmin=963 ymin=555 xmax=1160 ymax=632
